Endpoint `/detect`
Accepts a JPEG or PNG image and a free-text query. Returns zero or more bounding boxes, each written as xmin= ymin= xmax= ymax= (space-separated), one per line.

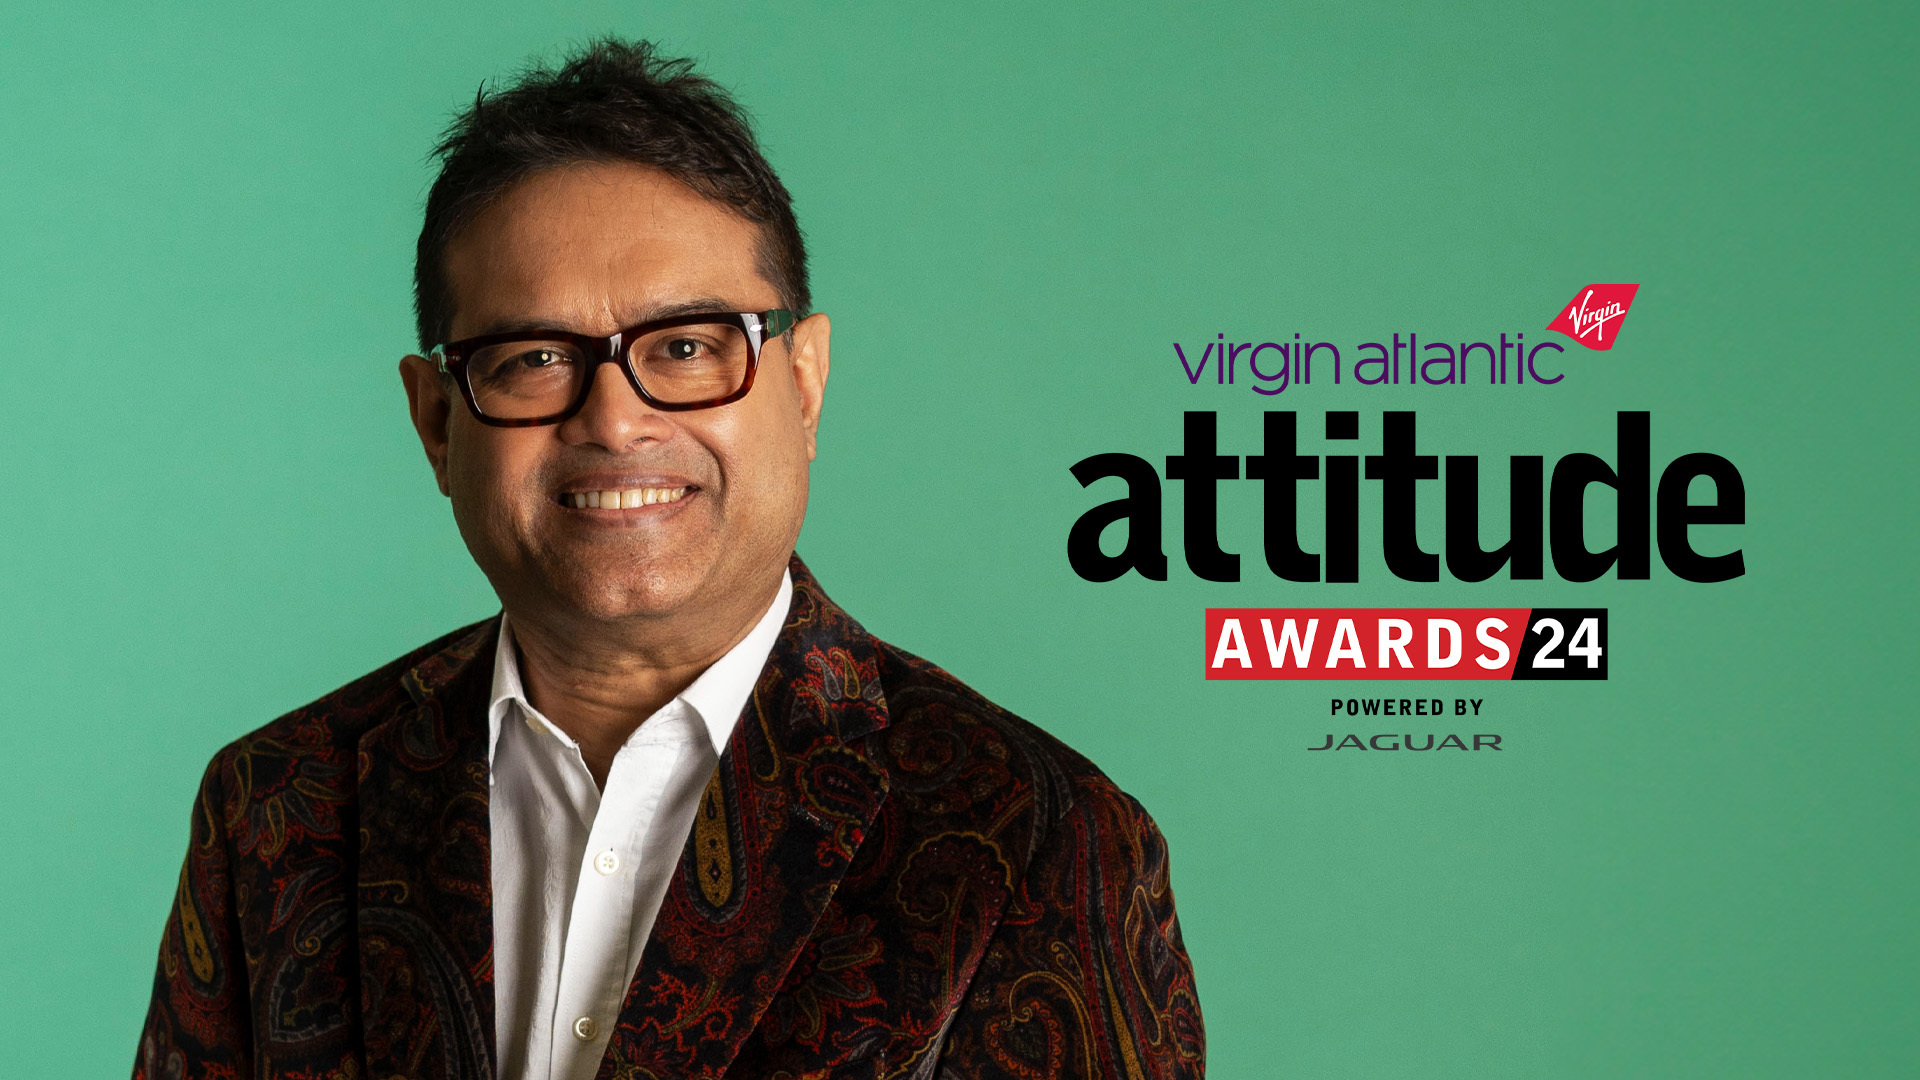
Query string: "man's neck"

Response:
xmin=504 ymin=575 xmax=783 ymax=787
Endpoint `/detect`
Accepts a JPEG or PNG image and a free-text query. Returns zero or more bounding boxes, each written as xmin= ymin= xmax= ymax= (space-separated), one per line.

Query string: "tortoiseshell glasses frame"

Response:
xmin=430 ymin=308 xmax=797 ymax=427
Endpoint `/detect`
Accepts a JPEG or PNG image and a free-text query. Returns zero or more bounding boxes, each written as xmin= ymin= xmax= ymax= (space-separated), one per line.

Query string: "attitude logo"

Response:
xmin=1547 ymin=283 xmax=1640 ymax=350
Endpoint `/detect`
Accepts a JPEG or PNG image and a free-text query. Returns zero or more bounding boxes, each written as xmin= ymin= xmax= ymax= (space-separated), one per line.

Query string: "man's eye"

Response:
xmin=664 ymin=339 xmax=704 ymax=361
xmin=519 ymin=348 xmax=569 ymax=368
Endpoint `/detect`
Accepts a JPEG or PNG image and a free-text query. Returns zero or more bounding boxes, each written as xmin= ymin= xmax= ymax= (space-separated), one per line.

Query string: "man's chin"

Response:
xmin=541 ymin=569 xmax=710 ymax=624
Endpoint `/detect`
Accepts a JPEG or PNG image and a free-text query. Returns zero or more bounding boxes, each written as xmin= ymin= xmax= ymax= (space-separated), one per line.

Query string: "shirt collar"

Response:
xmin=487 ymin=569 xmax=794 ymax=764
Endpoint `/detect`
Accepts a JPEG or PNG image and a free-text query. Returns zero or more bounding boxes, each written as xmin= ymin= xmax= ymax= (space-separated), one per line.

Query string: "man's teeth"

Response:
xmin=569 ymin=487 xmax=689 ymax=509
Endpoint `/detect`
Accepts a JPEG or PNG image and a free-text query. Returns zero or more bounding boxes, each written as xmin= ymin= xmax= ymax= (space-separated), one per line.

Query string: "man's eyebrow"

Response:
xmin=467 ymin=296 xmax=749 ymax=338
xmin=624 ymin=296 xmax=745 ymax=323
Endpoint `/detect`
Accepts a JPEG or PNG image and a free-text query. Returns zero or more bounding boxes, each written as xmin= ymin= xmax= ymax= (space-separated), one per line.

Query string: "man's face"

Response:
xmin=400 ymin=163 xmax=829 ymax=634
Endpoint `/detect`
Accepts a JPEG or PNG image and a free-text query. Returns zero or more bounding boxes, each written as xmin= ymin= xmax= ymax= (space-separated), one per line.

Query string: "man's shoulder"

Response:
xmin=865 ymin=634 xmax=1154 ymax=860
xmin=197 ymin=617 xmax=497 ymax=807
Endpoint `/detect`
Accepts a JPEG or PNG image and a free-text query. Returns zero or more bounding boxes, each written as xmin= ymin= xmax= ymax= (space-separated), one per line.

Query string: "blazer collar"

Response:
xmin=355 ymin=555 xmax=891 ymax=1080
xmin=357 ymin=616 xmax=500 ymax=1080
xmin=600 ymin=555 xmax=894 ymax=1078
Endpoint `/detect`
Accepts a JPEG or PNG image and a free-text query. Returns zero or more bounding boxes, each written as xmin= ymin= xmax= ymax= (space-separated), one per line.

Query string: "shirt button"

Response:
xmin=593 ymin=849 xmax=621 ymax=875
xmin=573 ymin=1015 xmax=599 ymax=1040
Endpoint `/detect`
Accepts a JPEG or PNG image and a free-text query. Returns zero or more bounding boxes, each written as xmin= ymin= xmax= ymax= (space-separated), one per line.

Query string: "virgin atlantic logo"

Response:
xmin=1547 ymin=284 xmax=1640 ymax=351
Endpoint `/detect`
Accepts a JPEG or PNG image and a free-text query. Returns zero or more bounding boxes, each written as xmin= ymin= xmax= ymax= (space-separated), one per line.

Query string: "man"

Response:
xmin=136 ymin=39 xmax=1203 ymax=1080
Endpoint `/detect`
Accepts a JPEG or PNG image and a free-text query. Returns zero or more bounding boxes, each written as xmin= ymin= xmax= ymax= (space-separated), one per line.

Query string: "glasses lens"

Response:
xmin=465 ymin=340 xmax=590 ymax=419
xmin=630 ymin=321 xmax=752 ymax=404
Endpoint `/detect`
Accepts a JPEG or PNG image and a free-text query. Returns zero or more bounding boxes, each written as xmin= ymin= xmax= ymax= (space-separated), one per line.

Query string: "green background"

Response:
xmin=2 ymin=1 xmax=1914 ymax=1075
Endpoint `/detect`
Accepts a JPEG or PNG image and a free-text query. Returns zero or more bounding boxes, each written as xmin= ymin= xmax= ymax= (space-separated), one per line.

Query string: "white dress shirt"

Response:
xmin=486 ymin=571 xmax=792 ymax=1080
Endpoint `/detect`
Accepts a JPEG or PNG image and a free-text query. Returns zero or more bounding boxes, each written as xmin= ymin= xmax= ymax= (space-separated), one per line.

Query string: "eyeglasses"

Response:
xmin=431 ymin=309 xmax=796 ymax=426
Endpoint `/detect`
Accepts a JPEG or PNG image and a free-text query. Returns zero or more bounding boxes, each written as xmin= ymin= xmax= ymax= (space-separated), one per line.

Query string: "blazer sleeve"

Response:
xmin=134 ymin=755 xmax=254 ymax=1079
xmin=932 ymin=784 xmax=1206 ymax=1079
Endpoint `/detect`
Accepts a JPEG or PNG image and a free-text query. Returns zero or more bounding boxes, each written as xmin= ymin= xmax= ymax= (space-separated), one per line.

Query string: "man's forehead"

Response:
xmin=442 ymin=163 xmax=774 ymax=338
xmin=470 ymin=160 xmax=748 ymax=238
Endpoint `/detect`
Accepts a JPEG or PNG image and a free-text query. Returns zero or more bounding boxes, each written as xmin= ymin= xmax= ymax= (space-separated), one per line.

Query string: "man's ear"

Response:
xmin=787 ymin=312 xmax=831 ymax=461
xmin=398 ymin=355 xmax=453 ymax=496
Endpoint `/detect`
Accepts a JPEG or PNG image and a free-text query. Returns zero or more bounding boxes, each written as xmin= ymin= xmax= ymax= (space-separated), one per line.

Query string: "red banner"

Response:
xmin=1205 ymin=608 xmax=1536 ymax=680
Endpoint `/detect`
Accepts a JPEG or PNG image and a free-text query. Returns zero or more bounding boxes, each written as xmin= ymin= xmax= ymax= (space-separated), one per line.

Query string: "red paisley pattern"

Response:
xmin=135 ymin=558 xmax=1204 ymax=1079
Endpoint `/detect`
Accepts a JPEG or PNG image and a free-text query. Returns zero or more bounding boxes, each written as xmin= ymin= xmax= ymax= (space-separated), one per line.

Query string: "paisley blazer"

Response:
xmin=135 ymin=558 xmax=1204 ymax=1079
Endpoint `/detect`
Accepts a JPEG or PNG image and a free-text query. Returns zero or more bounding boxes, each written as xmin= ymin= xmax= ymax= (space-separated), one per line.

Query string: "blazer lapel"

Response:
xmin=598 ymin=560 xmax=893 ymax=1080
xmin=357 ymin=619 xmax=498 ymax=1080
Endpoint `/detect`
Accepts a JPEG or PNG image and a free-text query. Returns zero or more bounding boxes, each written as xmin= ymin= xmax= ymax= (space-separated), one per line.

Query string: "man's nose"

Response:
xmin=558 ymin=357 xmax=675 ymax=451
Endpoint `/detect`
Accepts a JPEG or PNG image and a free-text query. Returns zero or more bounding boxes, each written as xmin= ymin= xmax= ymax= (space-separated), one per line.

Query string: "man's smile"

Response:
xmin=557 ymin=485 xmax=692 ymax=510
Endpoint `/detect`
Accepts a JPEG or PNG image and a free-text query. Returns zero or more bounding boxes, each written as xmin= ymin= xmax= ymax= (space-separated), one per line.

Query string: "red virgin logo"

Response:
xmin=1547 ymin=284 xmax=1639 ymax=350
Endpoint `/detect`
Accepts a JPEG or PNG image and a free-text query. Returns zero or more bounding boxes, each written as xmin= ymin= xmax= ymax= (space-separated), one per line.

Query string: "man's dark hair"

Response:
xmin=413 ymin=38 xmax=808 ymax=350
